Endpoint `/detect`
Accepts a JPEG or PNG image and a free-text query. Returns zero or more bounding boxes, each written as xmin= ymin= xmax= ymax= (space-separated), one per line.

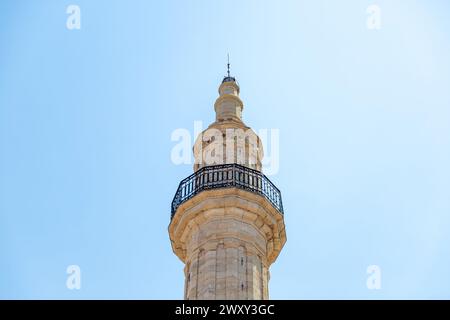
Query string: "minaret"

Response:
xmin=169 ymin=65 xmax=286 ymax=300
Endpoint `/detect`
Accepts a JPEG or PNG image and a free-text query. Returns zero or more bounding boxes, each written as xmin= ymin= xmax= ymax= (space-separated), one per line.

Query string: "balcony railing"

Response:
xmin=171 ymin=164 xmax=283 ymax=219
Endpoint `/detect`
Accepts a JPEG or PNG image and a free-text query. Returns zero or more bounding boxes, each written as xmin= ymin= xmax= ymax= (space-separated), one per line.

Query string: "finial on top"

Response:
xmin=227 ymin=53 xmax=230 ymax=78
xmin=222 ymin=53 xmax=236 ymax=83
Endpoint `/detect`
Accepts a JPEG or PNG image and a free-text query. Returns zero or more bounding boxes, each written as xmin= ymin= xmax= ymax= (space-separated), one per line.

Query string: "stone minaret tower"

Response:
xmin=169 ymin=69 xmax=286 ymax=300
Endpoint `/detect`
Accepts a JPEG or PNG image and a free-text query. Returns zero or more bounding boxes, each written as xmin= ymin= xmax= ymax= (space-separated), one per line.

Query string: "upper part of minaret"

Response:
xmin=169 ymin=68 xmax=286 ymax=300
xmin=193 ymin=75 xmax=264 ymax=172
xmin=215 ymin=77 xmax=243 ymax=122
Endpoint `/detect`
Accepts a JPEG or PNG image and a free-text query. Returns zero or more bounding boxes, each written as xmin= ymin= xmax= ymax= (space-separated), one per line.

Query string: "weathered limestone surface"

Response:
xmin=169 ymin=188 xmax=286 ymax=300
xmin=193 ymin=80 xmax=264 ymax=172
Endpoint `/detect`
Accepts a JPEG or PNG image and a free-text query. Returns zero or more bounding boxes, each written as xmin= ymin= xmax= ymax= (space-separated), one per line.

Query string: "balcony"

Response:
xmin=171 ymin=163 xmax=283 ymax=219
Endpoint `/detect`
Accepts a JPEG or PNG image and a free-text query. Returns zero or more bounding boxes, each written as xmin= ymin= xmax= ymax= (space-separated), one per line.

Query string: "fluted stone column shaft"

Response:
xmin=183 ymin=220 xmax=269 ymax=300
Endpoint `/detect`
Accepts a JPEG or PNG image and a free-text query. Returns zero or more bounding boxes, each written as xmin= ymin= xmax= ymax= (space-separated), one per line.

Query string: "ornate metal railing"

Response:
xmin=171 ymin=164 xmax=283 ymax=219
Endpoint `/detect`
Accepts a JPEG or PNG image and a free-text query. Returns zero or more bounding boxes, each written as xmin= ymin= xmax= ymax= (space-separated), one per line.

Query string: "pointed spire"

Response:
xmin=227 ymin=53 xmax=231 ymax=78
xmin=222 ymin=53 xmax=236 ymax=83
xmin=216 ymin=57 xmax=242 ymax=122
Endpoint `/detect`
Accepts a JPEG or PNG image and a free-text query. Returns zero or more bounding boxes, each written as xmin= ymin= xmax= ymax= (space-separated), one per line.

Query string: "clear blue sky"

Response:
xmin=1 ymin=0 xmax=450 ymax=299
